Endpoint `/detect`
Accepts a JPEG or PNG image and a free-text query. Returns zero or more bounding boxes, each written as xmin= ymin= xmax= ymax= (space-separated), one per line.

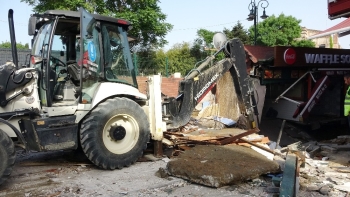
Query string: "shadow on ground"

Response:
xmin=259 ymin=115 xmax=350 ymax=147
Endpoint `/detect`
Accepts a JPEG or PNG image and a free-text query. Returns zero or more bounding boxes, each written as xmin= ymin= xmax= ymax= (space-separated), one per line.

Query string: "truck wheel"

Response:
xmin=0 ymin=129 xmax=16 ymax=186
xmin=80 ymin=97 xmax=150 ymax=170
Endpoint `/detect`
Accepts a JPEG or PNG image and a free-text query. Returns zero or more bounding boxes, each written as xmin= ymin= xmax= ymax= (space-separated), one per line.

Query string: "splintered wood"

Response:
xmin=164 ymin=127 xmax=270 ymax=148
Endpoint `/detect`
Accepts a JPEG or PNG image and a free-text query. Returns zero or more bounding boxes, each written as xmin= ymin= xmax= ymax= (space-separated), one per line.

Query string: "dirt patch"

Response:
xmin=167 ymin=145 xmax=280 ymax=187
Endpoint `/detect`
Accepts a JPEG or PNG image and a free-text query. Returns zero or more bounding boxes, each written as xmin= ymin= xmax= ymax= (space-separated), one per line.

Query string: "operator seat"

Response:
xmin=67 ymin=61 xmax=81 ymax=86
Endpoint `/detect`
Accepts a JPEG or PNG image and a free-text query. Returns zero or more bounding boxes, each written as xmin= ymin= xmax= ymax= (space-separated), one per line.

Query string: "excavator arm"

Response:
xmin=163 ymin=38 xmax=254 ymax=129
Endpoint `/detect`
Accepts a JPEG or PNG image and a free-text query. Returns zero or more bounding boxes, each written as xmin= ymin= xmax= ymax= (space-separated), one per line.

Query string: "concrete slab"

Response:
xmin=166 ymin=145 xmax=280 ymax=188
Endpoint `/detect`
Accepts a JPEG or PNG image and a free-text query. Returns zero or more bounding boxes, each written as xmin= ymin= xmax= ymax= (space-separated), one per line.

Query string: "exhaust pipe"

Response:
xmin=8 ymin=9 xmax=19 ymax=69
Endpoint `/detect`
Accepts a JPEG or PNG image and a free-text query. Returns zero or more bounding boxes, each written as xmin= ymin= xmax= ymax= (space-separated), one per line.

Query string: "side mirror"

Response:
xmin=212 ymin=32 xmax=227 ymax=50
xmin=28 ymin=16 xmax=37 ymax=36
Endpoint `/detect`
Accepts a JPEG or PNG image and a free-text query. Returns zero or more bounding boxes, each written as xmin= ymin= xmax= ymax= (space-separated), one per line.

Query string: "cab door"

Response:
xmin=78 ymin=8 xmax=102 ymax=104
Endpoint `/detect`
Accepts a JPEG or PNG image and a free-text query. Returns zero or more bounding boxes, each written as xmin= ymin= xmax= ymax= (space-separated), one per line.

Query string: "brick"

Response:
xmin=136 ymin=76 xmax=182 ymax=97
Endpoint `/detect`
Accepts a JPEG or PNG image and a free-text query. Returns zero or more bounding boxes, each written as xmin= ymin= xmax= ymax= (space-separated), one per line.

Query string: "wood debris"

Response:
xmin=218 ymin=128 xmax=260 ymax=145
xmin=163 ymin=126 xmax=271 ymax=150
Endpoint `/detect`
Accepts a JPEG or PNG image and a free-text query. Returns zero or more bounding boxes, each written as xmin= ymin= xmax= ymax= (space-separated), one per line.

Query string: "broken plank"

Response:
xmin=219 ymin=128 xmax=260 ymax=145
xmin=235 ymin=143 xmax=252 ymax=147
xmin=235 ymin=136 xmax=270 ymax=144
xmin=260 ymin=136 xmax=270 ymax=144
xmin=186 ymin=136 xmax=222 ymax=141
xmin=240 ymin=138 xmax=283 ymax=156
xmin=168 ymin=135 xmax=226 ymax=142
xmin=182 ymin=139 xmax=220 ymax=145
xmin=164 ymin=132 xmax=185 ymax=137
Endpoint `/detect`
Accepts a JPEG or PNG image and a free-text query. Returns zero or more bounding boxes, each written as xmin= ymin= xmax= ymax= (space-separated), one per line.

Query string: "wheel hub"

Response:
xmin=109 ymin=125 xmax=126 ymax=141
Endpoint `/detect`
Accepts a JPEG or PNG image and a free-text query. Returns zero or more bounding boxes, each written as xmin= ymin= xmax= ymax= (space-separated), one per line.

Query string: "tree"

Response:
xmin=134 ymin=42 xmax=197 ymax=76
xmin=190 ymin=28 xmax=227 ymax=65
xmin=159 ymin=42 xmax=196 ymax=76
xmin=196 ymin=29 xmax=215 ymax=48
xmin=190 ymin=29 xmax=215 ymax=62
xmin=249 ymin=13 xmax=314 ymax=47
xmin=0 ymin=41 xmax=29 ymax=49
xmin=133 ymin=49 xmax=160 ymax=75
xmin=223 ymin=21 xmax=250 ymax=45
xmin=190 ymin=39 xmax=206 ymax=62
xmin=291 ymin=39 xmax=315 ymax=48
xmin=21 ymin=0 xmax=173 ymax=48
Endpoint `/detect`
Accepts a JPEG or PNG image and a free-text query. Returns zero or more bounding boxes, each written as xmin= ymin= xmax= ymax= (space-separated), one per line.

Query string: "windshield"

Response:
xmin=31 ymin=21 xmax=54 ymax=62
xmin=29 ymin=20 xmax=55 ymax=107
xmin=102 ymin=23 xmax=137 ymax=87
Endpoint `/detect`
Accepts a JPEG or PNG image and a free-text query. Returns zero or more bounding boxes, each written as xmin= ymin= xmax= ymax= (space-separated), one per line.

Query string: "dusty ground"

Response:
xmin=1 ymin=118 xmax=350 ymax=196
xmin=0 ymin=141 xmax=349 ymax=197
xmin=0 ymin=149 xmax=278 ymax=197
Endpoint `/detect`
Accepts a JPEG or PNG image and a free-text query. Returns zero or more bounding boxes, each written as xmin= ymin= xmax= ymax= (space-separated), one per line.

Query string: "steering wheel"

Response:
xmin=50 ymin=56 xmax=67 ymax=68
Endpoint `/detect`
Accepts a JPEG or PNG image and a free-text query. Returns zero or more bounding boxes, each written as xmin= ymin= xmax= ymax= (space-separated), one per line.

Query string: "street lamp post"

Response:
xmin=247 ymin=0 xmax=269 ymax=45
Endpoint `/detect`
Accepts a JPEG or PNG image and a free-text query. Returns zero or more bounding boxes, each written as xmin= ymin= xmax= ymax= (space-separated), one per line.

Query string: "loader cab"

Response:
xmin=29 ymin=9 xmax=137 ymax=107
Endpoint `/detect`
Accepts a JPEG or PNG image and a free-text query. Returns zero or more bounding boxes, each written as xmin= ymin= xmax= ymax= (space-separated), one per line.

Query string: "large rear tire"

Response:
xmin=80 ymin=97 xmax=150 ymax=169
xmin=0 ymin=129 xmax=16 ymax=186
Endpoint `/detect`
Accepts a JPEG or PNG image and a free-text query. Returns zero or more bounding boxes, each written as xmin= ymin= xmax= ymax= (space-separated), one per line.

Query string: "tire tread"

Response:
xmin=80 ymin=98 xmax=150 ymax=170
xmin=0 ymin=129 xmax=16 ymax=186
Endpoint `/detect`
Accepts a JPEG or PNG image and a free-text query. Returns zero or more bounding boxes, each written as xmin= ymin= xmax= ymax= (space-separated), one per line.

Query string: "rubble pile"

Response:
xmin=163 ymin=125 xmax=283 ymax=188
xmin=162 ymin=118 xmax=350 ymax=197
xmin=297 ymin=136 xmax=350 ymax=196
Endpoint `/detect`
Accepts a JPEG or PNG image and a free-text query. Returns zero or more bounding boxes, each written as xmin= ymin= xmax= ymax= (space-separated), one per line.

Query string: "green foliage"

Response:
xmin=249 ymin=14 xmax=303 ymax=46
xmin=22 ymin=0 xmax=91 ymax=12
xmin=190 ymin=29 xmax=216 ymax=63
xmin=163 ymin=42 xmax=196 ymax=75
xmin=190 ymin=40 xmax=210 ymax=64
xmin=329 ymin=36 xmax=334 ymax=48
xmin=223 ymin=21 xmax=250 ymax=45
xmin=154 ymin=49 xmax=167 ymax=74
xmin=135 ymin=43 xmax=196 ymax=76
xmin=190 ymin=40 xmax=205 ymax=61
xmin=291 ymin=39 xmax=315 ymax=48
xmin=131 ymin=49 xmax=161 ymax=76
xmin=21 ymin=0 xmax=173 ymax=48
xmin=196 ymin=29 xmax=215 ymax=48
xmin=0 ymin=41 xmax=29 ymax=49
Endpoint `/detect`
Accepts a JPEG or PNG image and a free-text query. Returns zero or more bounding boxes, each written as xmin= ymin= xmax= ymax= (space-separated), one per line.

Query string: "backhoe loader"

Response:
xmin=0 ymin=8 xmax=253 ymax=185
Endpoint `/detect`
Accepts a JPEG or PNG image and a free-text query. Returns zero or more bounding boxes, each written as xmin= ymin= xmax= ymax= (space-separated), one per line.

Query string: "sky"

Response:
xmin=1 ymin=0 xmax=349 ymax=50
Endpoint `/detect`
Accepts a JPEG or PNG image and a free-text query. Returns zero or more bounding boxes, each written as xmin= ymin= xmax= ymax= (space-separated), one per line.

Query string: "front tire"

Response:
xmin=0 ymin=129 xmax=16 ymax=186
xmin=80 ymin=97 xmax=150 ymax=169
